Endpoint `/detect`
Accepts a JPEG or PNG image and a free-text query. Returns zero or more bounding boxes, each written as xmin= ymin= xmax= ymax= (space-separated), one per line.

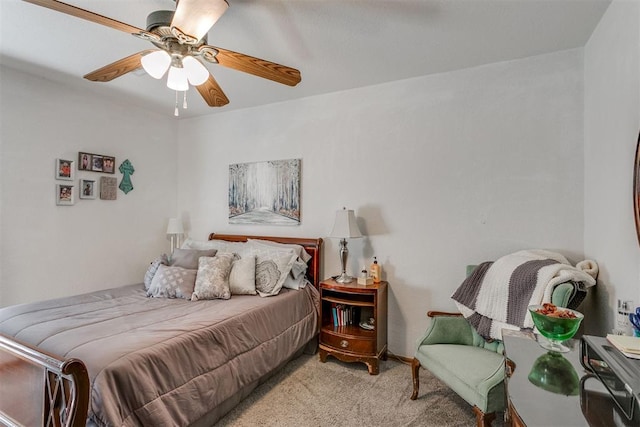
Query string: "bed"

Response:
xmin=0 ymin=233 xmax=323 ymax=427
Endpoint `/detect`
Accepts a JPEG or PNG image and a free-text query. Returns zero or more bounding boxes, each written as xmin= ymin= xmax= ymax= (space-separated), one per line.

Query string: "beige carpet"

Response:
xmin=215 ymin=354 xmax=490 ymax=426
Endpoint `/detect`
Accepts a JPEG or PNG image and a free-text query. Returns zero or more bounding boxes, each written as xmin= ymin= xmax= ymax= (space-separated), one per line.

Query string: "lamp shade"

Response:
xmin=183 ymin=56 xmax=209 ymax=86
xmin=329 ymin=208 xmax=362 ymax=239
xmin=141 ymin=50 xmax=171 ymax=79
xmin=170 ymin=0 xmax=229 ymax=43
xmin=167 ymin=65 xmax=189 ymax=91
xmin=166 ymin=218 xmax=184 ymax=235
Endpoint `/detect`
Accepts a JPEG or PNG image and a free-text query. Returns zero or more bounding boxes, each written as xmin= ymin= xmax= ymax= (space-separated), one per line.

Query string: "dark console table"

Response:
xmin=503 ymin=330 xmax=639 ymax=426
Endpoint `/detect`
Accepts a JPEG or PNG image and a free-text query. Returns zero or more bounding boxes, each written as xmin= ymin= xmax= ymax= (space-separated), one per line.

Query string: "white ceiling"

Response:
xmin=0 ymin=0 xmax=611 ymax=119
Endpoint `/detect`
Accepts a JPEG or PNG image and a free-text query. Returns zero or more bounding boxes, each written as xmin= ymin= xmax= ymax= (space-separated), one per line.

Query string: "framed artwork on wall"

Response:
xmin=92 ymin=155 xmax=104 ymax=172
xmin=228 ymin=158 xmax=301 ymax=225
xmin=103 ymin=156 xmax=115 ymax=174
xmin=56 ymin=158 xmax=74 ymax=181
xmin=78 ymin=152 xmax=115 ymax=174
xmin=100 ymin=176 xmax=117 ymax=200
xmin=79 ymin=179 xmax=96 ymax=199
xmin=78 ymin=152 xmax=92 ymax=171
xmin=56 ymin=184 xmax=75 ymax=205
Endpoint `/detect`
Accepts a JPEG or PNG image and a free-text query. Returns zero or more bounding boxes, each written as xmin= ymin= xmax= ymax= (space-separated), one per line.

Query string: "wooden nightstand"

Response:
xmin=318 ymin=278 xmax=388 ymax=375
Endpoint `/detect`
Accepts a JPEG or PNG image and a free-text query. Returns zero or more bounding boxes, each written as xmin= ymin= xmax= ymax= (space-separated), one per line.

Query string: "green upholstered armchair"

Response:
xmin=409 ymin=266 xmax=582 ymax=427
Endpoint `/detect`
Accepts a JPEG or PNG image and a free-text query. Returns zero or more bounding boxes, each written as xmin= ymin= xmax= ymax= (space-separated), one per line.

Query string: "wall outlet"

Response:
xmin=614 ymin=299 xmax=634 ymax=335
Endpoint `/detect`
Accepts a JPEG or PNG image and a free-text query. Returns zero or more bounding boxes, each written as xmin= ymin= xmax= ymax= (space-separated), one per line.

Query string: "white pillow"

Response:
xmin=229 ymin=255 xmax=257 ymax=295
xmin=247 ymin=239 xmax=312 ymax=262
xmin=282 ymin=259 xmax=309 ymax=290
xmin=255 ymin=253 xmax=297 ymax=297
xmin=181 ymin=238 xmax=227 ymax=251
xmin=191 ymin=253 xmax=235 ymax=301
xmin=283 ymin=273 xmax=310 ymax=290
xmin=182 ymin=238 xmax=247 ymax=254
xmin=290 ymin=259 xmax=308 ymax=279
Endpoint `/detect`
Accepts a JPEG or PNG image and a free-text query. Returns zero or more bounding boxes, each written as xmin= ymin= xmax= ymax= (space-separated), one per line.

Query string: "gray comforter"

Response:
xmin=0 ymin=284 xmax=319 ymax=426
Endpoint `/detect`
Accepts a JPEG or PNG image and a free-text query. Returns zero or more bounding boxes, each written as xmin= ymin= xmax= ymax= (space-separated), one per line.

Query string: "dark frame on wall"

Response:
xmin=634 ymin=131 xmax=640 ymax=246
xmin=78 ymin=152 xmax=115 ymax=174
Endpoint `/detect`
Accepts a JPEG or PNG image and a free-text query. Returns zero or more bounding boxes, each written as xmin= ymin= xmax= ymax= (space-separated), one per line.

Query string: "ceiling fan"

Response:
xmin=22 ymin=0 xmax=302 ymax=115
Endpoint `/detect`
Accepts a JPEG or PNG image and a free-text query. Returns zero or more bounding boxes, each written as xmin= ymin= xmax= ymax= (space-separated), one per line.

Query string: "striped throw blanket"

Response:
xmin=451 ymin=250 xmax=598 ymax=341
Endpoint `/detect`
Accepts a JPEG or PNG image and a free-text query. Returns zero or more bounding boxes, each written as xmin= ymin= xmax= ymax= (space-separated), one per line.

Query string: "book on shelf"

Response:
xmin=329 ymin=303 xmax=357 ymax=327
xmin=606 ymin=334 xmax=640 ymax=359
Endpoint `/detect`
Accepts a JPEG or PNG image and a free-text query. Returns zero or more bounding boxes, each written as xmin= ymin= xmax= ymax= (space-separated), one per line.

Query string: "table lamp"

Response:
xmin=329 ymin=207 xmax=362 ymax=283
xmin=166 ymin=218 xmax=184 ymax=253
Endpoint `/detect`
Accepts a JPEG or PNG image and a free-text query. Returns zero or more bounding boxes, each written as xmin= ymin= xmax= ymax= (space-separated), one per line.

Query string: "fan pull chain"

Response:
xmin=174 ymin=91 xmax=179 ymax=117
xmin=183 ymin=91 xmax=188 ymax=109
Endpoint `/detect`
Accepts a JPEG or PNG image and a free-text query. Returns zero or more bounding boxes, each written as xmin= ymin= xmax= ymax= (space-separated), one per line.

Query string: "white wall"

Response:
xmin=0 ymin=66 xmax=178 ymax=306
xmin=583 ymin=0 xmax=640 ymax=335
xmin=5 ymin=28 xmax=627 ymax=358
xmin=177 ymin=49 xmax=586 ymax=357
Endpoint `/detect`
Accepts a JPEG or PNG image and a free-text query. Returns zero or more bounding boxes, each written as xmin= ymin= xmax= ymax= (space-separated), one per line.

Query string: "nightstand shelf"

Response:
xmin=318 ymin=278 xmax=388 ymax=375
xmin=321 ymin=295 xmax=374 ymax=306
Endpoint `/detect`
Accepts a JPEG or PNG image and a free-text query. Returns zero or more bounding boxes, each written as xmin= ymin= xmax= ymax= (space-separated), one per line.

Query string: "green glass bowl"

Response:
xmin=528 ymin=351 xmax=580 ymax=395
xmin=528 ymin=305 xmax=584 ymax=342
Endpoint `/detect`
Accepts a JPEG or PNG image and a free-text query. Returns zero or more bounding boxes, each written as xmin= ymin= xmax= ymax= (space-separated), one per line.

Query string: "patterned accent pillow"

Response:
xmin=170 ymin=248 xmax=217 ymax=270
xmin=191 ymin=253 xmax=235 ymax=301
xmin=144 ymin=254 xmax=169 ymax=291
xmin=229 ymin=255 xmax=257 ymax=295
xmin=147 ymin=264 xmax=197 ymax=299
xmin=255 ymin=253 xmax=297 ymax=297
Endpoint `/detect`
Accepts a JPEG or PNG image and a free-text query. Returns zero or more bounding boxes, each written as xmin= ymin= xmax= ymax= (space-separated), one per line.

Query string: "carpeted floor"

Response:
xmin=216 ymin=354 xmax=499 ymax=426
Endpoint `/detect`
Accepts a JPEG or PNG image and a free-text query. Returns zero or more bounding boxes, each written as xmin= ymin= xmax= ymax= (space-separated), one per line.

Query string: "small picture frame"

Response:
xmin=78 ymin=152 xmax=92 ymax=171
xmin=56 ymin=158 xmax=74 ymax=180
xmin=100 ymin=176 xmax=118 ymax=200
xmin=92 ymin=155 xmax=104 ymax=172
xmin=103 ymin=156 xmax=115 ymax=174
xmin=56 ymin=184 xmax=75 ymax=205
xmin=77 ymin=152 xmax=116 ymax=174
xmin=79 ymin=179 xmax=96 ymax=199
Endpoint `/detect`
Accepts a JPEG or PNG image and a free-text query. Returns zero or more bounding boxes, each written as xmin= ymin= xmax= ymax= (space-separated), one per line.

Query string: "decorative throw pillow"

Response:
xmin=170 ymin=248 xmax=217 ymax=270
xmin=144 ymin=254 xmax=169 ymax=290
xmin=181 ymin=238 xmax=226 ymax=251
xmin=290 ymin=259 xmax=308 ymax=279
xmin=229 ymin=255 xmax=257 ymax=295
xmin=181 ymin=238 xmax=248 ymax=254
xmin=283 ymin=274 xmax=310 ymax=290
xmin=147 ymin=264 xmax=197 ymax=299
xmin=255 ymin=253 xmax=297 ymax=297
xmin=191 ymin=253 xmax=235 ymax=301
xmin=247 ymin=239 xmax=312 ymax=262
xmin=282 ymin=259 xmax=309 ymax=290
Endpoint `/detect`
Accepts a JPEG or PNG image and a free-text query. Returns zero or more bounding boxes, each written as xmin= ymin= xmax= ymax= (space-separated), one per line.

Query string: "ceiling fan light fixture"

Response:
xmin=141 ymin=50 xmax=171 ymax=79
xmin=183 ymin=56 xmax=209 ymax=86
xmin=167 ymin=65 xmax=189 ymax=91
xmin=170 ymin=0 xmax=229 ymax=44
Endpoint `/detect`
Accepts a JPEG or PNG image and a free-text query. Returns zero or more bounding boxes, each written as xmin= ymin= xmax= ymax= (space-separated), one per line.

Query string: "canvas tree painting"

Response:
xmin=229 ymin=159 xmax=301 ymax=225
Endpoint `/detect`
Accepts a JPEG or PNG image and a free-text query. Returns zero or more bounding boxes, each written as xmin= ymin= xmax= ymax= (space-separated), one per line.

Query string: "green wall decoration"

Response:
xmin=119 ymin=159 xmax=135 ymax=194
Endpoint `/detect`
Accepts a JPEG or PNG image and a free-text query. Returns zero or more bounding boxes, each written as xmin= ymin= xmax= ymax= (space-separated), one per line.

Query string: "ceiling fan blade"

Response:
xmin=23 ymin=0 xmax=144 ymax=34
xmin=196 ymin=74 xmax=230 ymax=107
xmin=171 ymin=0 xmax=229 ymax=44
xmin=212 ymin=47 xmax=301 ymax=87
xmin=84 ymin=50 xmax=155 ymax=82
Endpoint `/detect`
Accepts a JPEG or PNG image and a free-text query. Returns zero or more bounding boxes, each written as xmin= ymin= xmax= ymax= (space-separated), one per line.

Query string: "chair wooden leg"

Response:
xmin=473 ymin=406 xmax=496 ymax=427
xmin=410 ymin=357 xmax=420 ymax=400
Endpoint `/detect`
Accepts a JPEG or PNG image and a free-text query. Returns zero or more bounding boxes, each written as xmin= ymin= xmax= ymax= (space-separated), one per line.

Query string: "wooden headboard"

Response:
xmin=208 ymin=233 xmax=324 ymax=288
